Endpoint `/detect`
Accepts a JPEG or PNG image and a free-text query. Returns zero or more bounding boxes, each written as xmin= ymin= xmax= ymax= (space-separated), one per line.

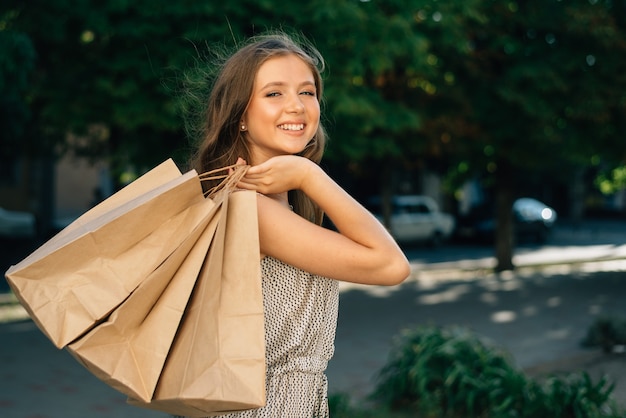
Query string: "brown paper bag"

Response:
xmin=130 ymin=189 xmax=266 ymax=417
xmin=5 ymin=159 xmax=205 ymax=348
xmin=66 ymin=197 xmax=221 ymax=402
xmin=6 ymin=161 xmax=265 ymax=416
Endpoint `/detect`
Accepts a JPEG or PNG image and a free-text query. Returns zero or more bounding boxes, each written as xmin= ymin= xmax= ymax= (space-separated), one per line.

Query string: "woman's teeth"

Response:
xmin=278 ymin=124 xmax=304 ymax=131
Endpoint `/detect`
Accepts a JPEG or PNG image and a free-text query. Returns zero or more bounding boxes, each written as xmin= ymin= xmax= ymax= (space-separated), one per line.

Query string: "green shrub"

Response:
xmin=581 ymin=316 xmax=626 ymax=353
xmin=328 ymin=392 xmax=351 ymax=416
xmin=328 ymin=392 xmax=415 ymax=418
xmin=371 ymin=325 xmax=527 ymax=417
xmin=370 ymin=325 xmax=624 ymax=418
xmin=536 ymin=372 xmax=620 ymax=418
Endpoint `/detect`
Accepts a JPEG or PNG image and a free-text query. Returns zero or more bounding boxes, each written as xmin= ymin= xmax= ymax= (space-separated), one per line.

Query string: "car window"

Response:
xmin=393 ymin=204 xmax=412 ymax=215
xmin=416 ymin=204 xmax=430 ymax=214
xmin=395 ymin=203 xmax=430 ymax=214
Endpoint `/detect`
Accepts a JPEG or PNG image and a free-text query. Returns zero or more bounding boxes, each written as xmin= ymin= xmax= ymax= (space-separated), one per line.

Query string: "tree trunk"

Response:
xmin=494 ymin=160 xmax=515 ymax=272
xmin=380 ymin=160 xmax=394 ymax=229
xmin=34 ymin=154 xmax=56 ymax=240
xmin=569 ymin=167 xmax=586 ymax=226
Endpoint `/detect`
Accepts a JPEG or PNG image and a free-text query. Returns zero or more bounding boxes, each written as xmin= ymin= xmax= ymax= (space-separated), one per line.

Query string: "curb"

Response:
xmin=410 ymin=255 xmax=626 ymax=282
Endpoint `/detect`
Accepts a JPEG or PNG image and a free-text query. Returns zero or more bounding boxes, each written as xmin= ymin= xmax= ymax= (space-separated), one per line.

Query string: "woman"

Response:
xmin=185 ymin=32 xmax=410 ymax=417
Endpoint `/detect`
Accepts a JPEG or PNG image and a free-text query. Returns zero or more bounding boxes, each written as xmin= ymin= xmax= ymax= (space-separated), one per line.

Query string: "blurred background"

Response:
xmin=2 ymin=0 xmax=626 ymax=275
xmin=2 ymin=2 xmax=626 ymax=416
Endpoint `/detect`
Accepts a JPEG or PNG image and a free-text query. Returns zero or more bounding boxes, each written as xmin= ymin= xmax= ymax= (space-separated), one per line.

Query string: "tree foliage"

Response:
xmin=2 ymin=0 xmax=626 ymax=268
xmin=0 ymin=26 xmax=35 ymax=157
xmin=397 ymin=0 xmax=626 ymax=269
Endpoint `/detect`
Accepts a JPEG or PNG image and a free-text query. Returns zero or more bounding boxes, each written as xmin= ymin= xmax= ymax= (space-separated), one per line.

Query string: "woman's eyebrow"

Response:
xmin=259 ymin=80 xmax=316 ymax=90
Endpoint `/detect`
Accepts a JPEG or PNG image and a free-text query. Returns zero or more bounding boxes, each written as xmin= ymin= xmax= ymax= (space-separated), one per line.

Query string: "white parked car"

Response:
xmin=369 ymin=195 xmax=456 ymax=246
xmin=0 ymin=207 xmax=36 ymax=239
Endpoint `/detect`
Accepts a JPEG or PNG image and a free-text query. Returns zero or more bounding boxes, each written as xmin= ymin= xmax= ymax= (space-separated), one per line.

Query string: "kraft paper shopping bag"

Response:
xmin=130 ymin=189 xmax=265 ymax=417
xmin=66 ymin=197 xmax=221 ymax=402
xmin=5 ymin=162 xmax=265 ymax=416
xmin=5 ymin=159 xmax=205 ymax=348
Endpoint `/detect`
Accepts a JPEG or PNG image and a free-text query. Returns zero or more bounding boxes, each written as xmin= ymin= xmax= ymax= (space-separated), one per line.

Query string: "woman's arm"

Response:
xmin=237 ymin=156 xmax=411 ymax=286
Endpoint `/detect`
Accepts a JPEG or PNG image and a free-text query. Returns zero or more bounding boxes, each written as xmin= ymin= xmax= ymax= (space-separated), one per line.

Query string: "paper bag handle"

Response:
xmin=199 ymin=164 xmax=249 ymax=200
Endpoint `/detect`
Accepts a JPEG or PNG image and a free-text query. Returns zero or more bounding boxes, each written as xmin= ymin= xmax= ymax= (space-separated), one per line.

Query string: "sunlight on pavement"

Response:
xmin=417 ymin=284 xmax=471 ymax=305
xmin=546 ymin=296 xmax=562 ymax=307
xmin=491 ymin=310 xmax=517 ymax=323
xmin=479 ymin=292 xmax=498 ymax=304
xmin=0 ymin=292 xmax=28 ymax=323
xmin=522 ymin=305 xmax=538 ymax=317
xmin=546 ymin=327 xmax=571 ymax=340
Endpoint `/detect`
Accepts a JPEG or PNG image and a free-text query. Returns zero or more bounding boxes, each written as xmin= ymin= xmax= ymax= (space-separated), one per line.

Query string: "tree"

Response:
xmin=285 ymin=0 xmax=487 ymax=232
xmin=408 ymin=0 xmax=626 ymax=270
xmin=0 ymin=0 xmax=446 ymax=229
xmin=3 ymin=0 xmax=625 ymax=268
xmin=0 ymin=0 xmax=257 ymax=232
xmin=0 ymin=27 xmax=35 ymax=159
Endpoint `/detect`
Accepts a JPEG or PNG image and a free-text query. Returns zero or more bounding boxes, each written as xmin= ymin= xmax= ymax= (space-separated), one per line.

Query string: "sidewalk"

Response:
xmin=0 ymin=319 xmax=168 ymax=418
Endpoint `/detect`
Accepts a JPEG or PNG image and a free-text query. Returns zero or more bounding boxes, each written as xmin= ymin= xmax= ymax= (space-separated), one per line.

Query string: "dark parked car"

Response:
xmin=455 ymin=197 xmax=557 ymax=244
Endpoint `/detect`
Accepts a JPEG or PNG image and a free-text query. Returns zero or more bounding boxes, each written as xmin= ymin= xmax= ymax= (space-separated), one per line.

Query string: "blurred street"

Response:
xmin=327 ymin=219 xmax=626 ymax=405
xmin=5 ymin=2 xmax=626 ymax=416
xmin=405 ymin=218 xmax=626 ymax=270
xmin=1 ymin=219 xmax=626 ymax=416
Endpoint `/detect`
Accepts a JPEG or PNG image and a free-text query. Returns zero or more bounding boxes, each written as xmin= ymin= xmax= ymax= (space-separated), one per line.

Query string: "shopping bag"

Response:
xmin=129 ymin=188 xmax=266 ymax=417
xmin=66 ymin=196 xmax=222 ymax=402
xmin=5 ymin=159 xmax=205 ymax=348
xmin=5 ymin=160 xmax=266 ymax=416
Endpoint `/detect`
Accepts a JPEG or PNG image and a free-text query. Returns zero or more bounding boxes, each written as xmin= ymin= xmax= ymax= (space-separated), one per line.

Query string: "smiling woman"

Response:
xmin=242 ymin=54 xmax=320 ymax=164
xmin=179 ymin=31 xmax=410 ymax=418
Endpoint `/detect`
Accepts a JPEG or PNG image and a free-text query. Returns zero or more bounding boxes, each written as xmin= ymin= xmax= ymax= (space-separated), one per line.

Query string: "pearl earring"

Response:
xmin=240 ymin=124 xmax=247 ymax=131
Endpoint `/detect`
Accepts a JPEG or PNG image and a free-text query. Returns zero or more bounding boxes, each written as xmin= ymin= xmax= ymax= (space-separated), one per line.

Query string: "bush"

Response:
xmin=581 ymin=316 xmax=626 ymax=353
xmin=371 ymin=325 xmax=526 ymax=417
xmin=538 ymin=372 xmax=618 ymax=418
xmin=327 ymin=393 xmax=351 ymax=416
xmin=369 ymin=325 xmax=623 ymax=418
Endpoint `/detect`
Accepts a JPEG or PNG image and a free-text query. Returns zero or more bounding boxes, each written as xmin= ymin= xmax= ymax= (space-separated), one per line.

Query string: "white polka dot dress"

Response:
xmin=175 ymin=256 xmax=339 ymax=418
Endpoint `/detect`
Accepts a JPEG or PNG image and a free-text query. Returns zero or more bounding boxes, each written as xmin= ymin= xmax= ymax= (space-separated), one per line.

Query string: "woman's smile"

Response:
xmin=242 ymin=54 xmax=320 ymax=163
xmin=278 ymin=123 xmax=305 ymax=131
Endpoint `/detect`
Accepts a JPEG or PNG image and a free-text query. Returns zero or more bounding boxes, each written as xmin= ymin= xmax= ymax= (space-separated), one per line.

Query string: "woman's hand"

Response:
xmin=236 ymin=155 xmax=316 ymax=195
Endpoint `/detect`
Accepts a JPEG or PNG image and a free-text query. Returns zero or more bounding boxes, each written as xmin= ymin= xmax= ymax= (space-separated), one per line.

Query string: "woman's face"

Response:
xmin=242 ymin=54 xmax=320 ymax=165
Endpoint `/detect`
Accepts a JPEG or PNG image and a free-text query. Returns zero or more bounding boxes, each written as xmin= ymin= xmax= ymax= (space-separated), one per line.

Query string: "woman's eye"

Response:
xmin=266 ymin=92 xmax=281 ymax=97
xmin=301 ymin=91 xmax=316 ymax=96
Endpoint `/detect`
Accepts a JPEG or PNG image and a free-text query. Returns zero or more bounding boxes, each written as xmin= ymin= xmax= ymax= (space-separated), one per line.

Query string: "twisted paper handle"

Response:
xmin=198 ymin=164 xmax=249 ymax=200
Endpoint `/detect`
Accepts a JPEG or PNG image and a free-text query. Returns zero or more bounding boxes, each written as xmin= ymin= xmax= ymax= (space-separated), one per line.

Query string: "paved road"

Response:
xmin=0 ymin=320 xmax=169 ymax=417
xmin=1 ymin=219 xmax=625 ymax=417
xmin=326 ymin=220 xmax=626 ymax=403
xmin=327 ymin=260 xmax=626 ymax=401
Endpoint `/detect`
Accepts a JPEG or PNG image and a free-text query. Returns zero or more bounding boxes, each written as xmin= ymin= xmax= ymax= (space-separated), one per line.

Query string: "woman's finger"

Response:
xmin=236 ymin=178 xmax=258 ymax=190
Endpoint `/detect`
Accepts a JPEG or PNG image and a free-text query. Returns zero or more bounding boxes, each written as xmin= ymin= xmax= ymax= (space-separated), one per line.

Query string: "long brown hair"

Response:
xmin=186 ymin=32 xmax=327 ymax=225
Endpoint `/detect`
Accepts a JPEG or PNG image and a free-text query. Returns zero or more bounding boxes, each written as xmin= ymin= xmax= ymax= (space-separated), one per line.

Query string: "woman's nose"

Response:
xmin=286 ymin=94 xmax=305 ymax=113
